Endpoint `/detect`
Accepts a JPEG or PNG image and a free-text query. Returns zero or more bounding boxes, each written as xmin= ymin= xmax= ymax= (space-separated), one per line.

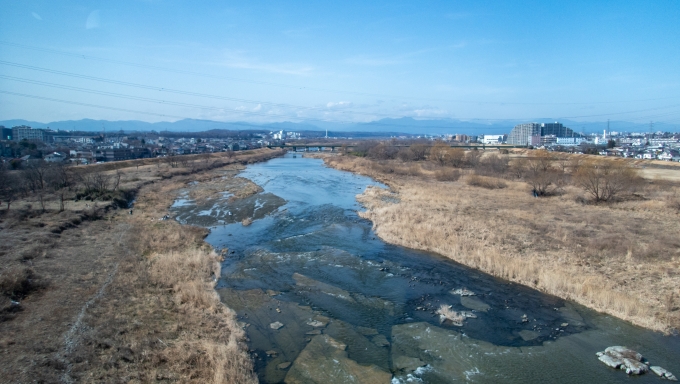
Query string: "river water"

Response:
xmin=177 ymin=154 xmax=680 ymax=383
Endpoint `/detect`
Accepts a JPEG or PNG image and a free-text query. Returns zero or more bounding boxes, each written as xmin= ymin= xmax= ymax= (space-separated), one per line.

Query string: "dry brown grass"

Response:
xmin=0 ymin=148 xmax=283 ymax=382
xmin=466 ymin=174 xmax=507 ymax=189
xmin=434 ymin=168 xmax=461 ymax=182
xmin=322 ymin=153 xmax=680 ymax=333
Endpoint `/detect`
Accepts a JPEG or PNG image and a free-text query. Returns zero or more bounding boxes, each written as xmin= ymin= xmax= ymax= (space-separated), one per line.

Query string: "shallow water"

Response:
xmin=184 ymin=154 xmax=679 ymax=383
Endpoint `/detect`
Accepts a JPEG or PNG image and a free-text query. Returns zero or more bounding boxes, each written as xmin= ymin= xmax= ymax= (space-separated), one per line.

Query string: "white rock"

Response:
xmin=598 ymin=354 xmax=622 ymax=369
xmin=270 ymin=321 xmax=284 ymax=330
xmin=450 ymin=288 xmax=475 ymax=296
xmin=597 ymin=346 xmax=649 ymax=376
xmin=651 ymin=366 xmax=678 ymax=381
xmin=307 ymin=320 xmax=325 ymax=327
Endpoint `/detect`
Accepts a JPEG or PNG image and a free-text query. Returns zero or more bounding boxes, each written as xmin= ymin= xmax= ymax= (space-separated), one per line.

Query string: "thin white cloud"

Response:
xmin=86 ymin=10 xmax=101 ymax=29
xmin=326 ymin=101 xmax=353 ymax=109
xmin=345 ymin=47 xmax=442 ymax=67
xmin=32 ymin=12 xmax=42 ymax=20
xmin=215 ymin=50 xmax=314 ymax=75
xmin=412 ymin=108 xmax=449 ymax=117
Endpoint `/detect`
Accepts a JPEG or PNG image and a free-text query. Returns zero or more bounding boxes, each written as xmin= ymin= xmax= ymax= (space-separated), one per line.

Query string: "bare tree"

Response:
xmin=448 ymin=148 xmax=466 ymax=167
xmin=368 ymin=143 xmax=398 ymax=160
xmin=409 ymin=144 xmax=428 ymax=161
xmin=574 ymin=159 xmax=640 ymax=202
xmin=511 ymin=157 xmax=528 ymax=179
xmin=49 ymin=162 xmax=75 ymax=191
xmin=353 ymin=141 xmax=379 ymax=157
xmin=23 ymin=161 xmax=49 ymax=192
xmin=429 ymin=142 xmax=451 ymax=166
xmin=112 ymin=169 xmax=122 ymax=191
xmin=164 ymin=155 xmax=179 ymax=168
xmin=465 ymin=150 xmax=482 ymax=168
xmin=476 ymin=153 xmax=509 ymax=176
xmin=524 ymin=150 xmax=562 ymax=196
xmin=80 ymin=171 xmax=111 ymax=194
xmin=0 ymin=167 xmax=20 ymax=211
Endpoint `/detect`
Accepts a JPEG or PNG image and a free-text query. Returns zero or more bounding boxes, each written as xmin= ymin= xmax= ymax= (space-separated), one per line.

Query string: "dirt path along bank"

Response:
xmin=0 ymin=149 xmax=284 ymax=383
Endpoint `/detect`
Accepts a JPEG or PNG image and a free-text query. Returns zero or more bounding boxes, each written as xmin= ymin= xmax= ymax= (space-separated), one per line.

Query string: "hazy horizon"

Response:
xmin=1 ymin=1 xmax=679 ymax=133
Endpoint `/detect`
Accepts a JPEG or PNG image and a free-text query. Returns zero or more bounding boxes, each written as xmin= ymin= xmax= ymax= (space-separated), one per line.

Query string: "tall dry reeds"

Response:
xmin=466 ymin=174 xmax=507 ymax=189
xmin=322 ymin=154 xmax=680 ymax=333
xmin=65 ymin=152 xmax=281 ymax=383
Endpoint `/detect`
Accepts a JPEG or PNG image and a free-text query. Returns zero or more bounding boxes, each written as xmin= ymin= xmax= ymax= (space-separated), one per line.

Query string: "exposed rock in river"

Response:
xmin=460 ymin=296 xmax=490 ymax=312
xmin=596 ymin=346 xmax=648 ymax=375
xmin=284 ymin=335 xmax=391 ymax=384
xmin=390 ymin=322 xmax=610 ymax=382
xmin=293 ymin=272 xmax=395 ymax=315
xmin=518 ymin=330 xmax=540 ymax=341
xmin=324 ymin=319 xmax=390 ymax=370
xmin=650 ymin=366 xmax=678 ymax=381
xmin=450 ymin=288 xmax=475 ymax=296
xmin=392 ymin=355 xmax=426 ymax=372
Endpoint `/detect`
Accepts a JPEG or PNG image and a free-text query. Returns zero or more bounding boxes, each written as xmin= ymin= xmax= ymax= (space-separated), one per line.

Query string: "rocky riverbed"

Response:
xmin=175 ymin=154 xmax=680 ymax=383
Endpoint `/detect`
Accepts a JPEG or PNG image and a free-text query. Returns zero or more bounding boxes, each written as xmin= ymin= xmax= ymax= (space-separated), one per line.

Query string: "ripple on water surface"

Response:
xmin=179 ymin=154 xmax=680 ymax=383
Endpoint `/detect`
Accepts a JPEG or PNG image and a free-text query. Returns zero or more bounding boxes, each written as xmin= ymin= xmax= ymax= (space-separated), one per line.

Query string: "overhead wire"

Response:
xmin=2 ymin=40 xmax=679 ymax=106
xmin=2 ymin=41 xmax=680 ymax=131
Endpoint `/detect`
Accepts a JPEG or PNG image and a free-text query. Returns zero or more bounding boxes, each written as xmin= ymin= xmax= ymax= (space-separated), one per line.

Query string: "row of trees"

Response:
xmin=351 ymin=141 xmax=641 ymax=202
xmin=0 ymin=161 xmax=125 ymax=212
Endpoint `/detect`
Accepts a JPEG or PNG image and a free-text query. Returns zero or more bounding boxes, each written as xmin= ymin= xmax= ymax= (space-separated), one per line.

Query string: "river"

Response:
xmin=174 ymin=153 xmax=680 ymax=383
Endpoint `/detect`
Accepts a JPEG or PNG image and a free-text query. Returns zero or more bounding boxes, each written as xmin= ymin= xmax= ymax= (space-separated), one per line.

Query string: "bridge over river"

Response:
xmin=267 ymin=143 xmax=527 ymax=151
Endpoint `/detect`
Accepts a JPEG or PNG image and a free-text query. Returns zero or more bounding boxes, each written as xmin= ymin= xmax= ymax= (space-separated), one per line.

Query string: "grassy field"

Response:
xmin=317 ymin=151 xmax=680 ymax=333
xmin=0 ymin=149 xmax=284 ymax=383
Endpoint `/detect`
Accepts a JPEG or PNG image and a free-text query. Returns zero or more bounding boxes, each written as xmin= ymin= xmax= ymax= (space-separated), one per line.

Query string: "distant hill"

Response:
xmin=0 ymin=117 xmax=675 ymax=136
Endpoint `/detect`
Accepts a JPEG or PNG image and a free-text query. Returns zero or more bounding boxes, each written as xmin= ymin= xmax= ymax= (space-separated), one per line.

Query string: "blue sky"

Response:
xmin=1 ymin=0 xmax=679 ymax=130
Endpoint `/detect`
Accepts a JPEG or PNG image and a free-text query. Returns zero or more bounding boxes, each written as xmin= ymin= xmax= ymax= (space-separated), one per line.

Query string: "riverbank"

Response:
xmin=312 ymin=153 xmax=680 ymax=334
xmin=0 ymin=149 xmax=284 ymax=382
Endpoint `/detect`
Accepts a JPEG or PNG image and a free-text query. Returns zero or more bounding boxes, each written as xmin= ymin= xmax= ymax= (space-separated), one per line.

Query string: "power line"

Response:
xmin=3 ymin=77 xmax=680 ymax=131
xmin=556 ymin=104 xmax=680 ymax=120
xmin=2 ymin=40 xmax=679 ymax=106
xmin=3 ymin=90 xmax=680 ymax=133
xmin=0 ymin=63 xmax=415 ymax=119
xmin=0 ymin=90 xmax=515 ymax=131
xmin=10 ymin=60 xmax=677 ymax=122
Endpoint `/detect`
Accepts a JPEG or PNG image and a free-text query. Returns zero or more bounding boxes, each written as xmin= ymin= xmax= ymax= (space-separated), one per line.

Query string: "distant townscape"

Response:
xmin=1 ymin=121 xmax=679 ymax=166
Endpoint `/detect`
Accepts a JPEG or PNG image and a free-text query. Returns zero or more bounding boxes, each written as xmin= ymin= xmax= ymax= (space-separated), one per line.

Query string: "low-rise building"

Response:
xmin=44 ymin=152 xmax=66 ymax=163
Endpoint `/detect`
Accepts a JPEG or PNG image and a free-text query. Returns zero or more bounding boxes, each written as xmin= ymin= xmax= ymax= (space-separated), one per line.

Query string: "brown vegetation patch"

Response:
xmin=466 ymin=174 xmax=507 ymax=189
xmin=0 ymin=149 xmax=283 ymax=382
xmin=319 ymin=151 xmax=680 ymax=333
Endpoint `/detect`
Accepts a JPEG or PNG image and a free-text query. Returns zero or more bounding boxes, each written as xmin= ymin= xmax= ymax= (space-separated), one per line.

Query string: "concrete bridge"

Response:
xmin=267 ymin=144 xmax=526 ymax=151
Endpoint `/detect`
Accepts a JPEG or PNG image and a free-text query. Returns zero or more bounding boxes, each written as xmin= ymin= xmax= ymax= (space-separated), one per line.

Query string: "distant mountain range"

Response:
xmin=0 ymin=117 xmax=675 ymax=136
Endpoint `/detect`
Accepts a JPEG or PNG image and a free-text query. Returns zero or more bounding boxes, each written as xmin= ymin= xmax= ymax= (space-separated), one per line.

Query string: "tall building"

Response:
xmin=507 ymin=123 xmax=541 ymax=145
xmin=507 ymin=122 xmax=581 ymax=145
xmin=1 ymin=126 xmax=11 ymax=140
xmin=12 ymin=125 xmax=52 ymax=142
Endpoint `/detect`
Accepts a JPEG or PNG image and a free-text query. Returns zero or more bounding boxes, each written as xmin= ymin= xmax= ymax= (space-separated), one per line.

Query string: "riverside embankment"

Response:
xmin=0 ymin=148 xmax=284 ymax=383
xmin=175 ymin=153 xmax=680 ymax=383
xmin=318 ymin=153 xmax=680 ymax=334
